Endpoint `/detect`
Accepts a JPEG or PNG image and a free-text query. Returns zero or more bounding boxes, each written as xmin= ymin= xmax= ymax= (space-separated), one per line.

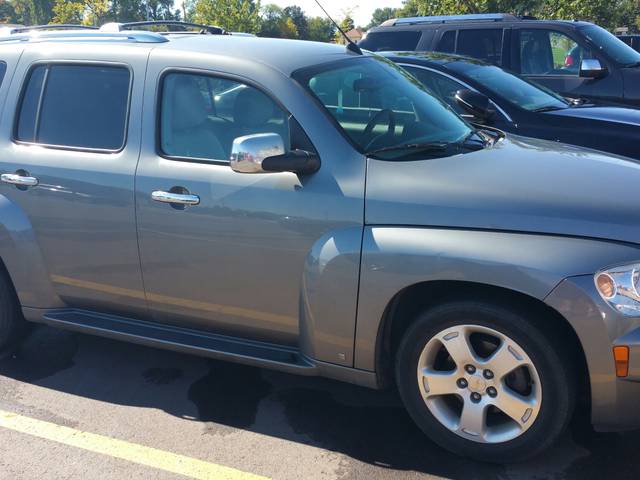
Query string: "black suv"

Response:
xmin=360 ymin=14 xmax=640 ymax=107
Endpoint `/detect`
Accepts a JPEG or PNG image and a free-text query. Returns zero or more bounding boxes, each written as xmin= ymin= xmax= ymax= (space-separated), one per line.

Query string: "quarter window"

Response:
xmin=16 ymin=64 xmax=130 ymax=150
xmin=159 ymin=72 xmax=290 ymax=162
xmin=436 ymin=30 xmax=456 ymax=53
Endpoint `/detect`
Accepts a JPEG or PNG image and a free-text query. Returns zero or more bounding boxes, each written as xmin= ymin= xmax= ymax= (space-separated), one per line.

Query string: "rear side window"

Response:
xmin=16 ymin=64 xmax=130 ymax=151
xmin=436 ymin=31 xmax=456 ymax=53
xmin=457 ymin=29 xmax=503 ymax=64
xmin=359 ymin=31 xmax=422 ymax=52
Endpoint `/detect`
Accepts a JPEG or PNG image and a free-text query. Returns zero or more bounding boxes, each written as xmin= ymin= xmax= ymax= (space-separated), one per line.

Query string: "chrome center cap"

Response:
xmin=468 ymin=376 xmax=487 ymax=394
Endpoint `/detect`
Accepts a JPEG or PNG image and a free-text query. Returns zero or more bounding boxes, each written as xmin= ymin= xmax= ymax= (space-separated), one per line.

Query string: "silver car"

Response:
xmin=0 ymin=23 xmax=638 ymax=463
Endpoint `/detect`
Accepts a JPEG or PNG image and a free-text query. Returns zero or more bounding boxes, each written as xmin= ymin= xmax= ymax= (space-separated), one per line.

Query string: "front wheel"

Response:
xmin=395 ymin=302 xmax=575 ymax=463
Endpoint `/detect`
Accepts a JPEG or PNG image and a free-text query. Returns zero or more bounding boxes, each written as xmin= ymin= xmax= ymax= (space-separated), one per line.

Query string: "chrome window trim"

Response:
xmin=399 ymin=63 xmax=513 ymax=123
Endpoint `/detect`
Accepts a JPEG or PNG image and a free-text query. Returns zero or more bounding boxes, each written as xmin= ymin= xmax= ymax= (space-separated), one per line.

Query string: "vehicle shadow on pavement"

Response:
xmin=1 ymin=325 xmax=639 ymax=480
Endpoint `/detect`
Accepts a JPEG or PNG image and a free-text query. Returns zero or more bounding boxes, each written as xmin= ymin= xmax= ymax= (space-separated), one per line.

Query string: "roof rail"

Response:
xmin=9 ymin=24 xmax=98 ymax=34
xmin=100 ymin=21 xmax=227 ymax=35
xmin=385 ymin=13 xmax=525 ymax=26
xmin=0 ymin=30 xmax=169 ymax=44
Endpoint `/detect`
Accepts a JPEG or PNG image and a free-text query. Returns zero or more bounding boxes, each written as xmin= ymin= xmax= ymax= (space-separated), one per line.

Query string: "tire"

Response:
xmin=0 ymin=269 xmax=27 ymax=355
xmin=395 ymin=301 xmax=575 ymax=463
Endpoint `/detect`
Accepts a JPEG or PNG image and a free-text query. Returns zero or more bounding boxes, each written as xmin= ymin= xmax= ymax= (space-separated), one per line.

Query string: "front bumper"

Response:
xmin=545 ymin=275 xmax=640 ymax=431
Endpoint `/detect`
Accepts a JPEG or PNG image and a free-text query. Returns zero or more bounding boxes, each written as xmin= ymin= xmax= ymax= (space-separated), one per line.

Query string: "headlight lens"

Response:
xmin=595 ymin=264 xmax=640 ymax=316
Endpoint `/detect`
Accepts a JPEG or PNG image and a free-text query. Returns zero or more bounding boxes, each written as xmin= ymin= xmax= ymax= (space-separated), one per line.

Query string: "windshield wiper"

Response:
xmin=366 ymin=142 xmax=449 ymax=157
xmin=532 ymin=105 xmax=566 ymax=113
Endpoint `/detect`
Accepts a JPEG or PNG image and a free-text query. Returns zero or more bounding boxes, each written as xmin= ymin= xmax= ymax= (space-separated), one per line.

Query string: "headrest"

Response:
xmin=233 ymin=88 xmax=275 ymax=129
xmin=171 ymin=76 xmax=208 ymax=131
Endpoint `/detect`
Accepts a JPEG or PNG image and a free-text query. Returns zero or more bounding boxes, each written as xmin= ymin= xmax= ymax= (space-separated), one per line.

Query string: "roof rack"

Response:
xmin=9 ymin=24 xmax=98 ymax=34
xmin=383 ymin=13 xmax=533 ymax=27
xmin=0 ymin=30 xmax=168 ymax=44
xmin=100 ymin=21 xmax=227 ymax=35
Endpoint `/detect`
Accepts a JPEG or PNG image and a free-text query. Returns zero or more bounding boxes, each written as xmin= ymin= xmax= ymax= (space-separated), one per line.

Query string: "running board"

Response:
xmin=40 ymin=309 xmax=317 ymax=375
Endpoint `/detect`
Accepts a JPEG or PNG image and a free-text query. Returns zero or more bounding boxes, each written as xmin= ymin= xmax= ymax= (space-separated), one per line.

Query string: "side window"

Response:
xmin=519 ymin=30 xmax=593 ymax=76
xmin=358 ymin=31 xmax=422 ymax=52
xmin=16 ymin=64 xmax=130 ymax=150
xmin=436 ymin=30 xmax=456 ymax=53
xmin=160 ymin=73 xmax=290 ymax=162
xmin=405 ymin=67 xmax=466 ymax=115
xmin=457 ymin=29 xmax=503 ymax=64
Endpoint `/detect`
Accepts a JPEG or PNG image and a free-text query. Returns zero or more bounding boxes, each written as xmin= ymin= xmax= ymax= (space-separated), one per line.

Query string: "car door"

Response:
xmin=512 ymin=27 xmax=623 ymax=103
xmin=134 ymin=53 xmax=365 ymax=367
xmin=0 ymin=44 xmax=148 ymax=318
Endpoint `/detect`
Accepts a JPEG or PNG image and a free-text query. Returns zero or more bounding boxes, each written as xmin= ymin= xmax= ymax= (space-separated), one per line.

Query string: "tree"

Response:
xmin=12 ymin=0 xmax=54 ymax=25
xmin=193 ymin=0 xmax=261 ymax=34
xmin=335 ymin=14 xmax=354 ymax=43
xmin=0 ymin=0 xmax=17 ymax=22
xmin=283 ymin=5 xmax=308 ymax=38
xmin=307 ymin=16 xmax=335 ymax=42
xmin=366 ymin=7 xmax=399 ymax=30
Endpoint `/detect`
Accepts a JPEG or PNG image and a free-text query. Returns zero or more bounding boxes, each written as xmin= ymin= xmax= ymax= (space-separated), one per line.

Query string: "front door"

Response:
xmin=135 ymin=55 xmax=365 ymax=366
xmin=513 ymin=27 xmax=623 ymax=103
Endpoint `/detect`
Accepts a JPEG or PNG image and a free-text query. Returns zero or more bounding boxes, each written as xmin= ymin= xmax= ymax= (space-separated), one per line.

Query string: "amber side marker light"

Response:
xmin=613 ymin=346 xmax=630 ymax=378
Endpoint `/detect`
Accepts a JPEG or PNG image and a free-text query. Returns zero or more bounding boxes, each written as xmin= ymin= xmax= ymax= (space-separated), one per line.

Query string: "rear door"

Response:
xmin=0 ymin=44 xmax=148 ymax=317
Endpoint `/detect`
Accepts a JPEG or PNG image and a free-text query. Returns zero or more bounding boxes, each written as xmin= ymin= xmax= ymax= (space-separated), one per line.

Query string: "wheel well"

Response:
xmin=375 ymin=281 xmax=590 ymax=409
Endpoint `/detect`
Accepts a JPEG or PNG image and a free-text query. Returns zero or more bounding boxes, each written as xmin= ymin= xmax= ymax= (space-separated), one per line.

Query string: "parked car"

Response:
xmin=360 ymin=13 xmax=640 ymax=107
xmin=617 ymin=34 xmax=640 ymax=53
xmin=383 ymin=51 xmax=640 ymax=160
xmin=0 ymin=22 xmax=640 ymax=464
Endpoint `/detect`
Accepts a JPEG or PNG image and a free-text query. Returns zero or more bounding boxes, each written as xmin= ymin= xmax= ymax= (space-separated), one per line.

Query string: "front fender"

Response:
xmin=0 ymin=194 xmax=58 ymax=308
xmin=354 ymin=227 xmax=640 ymax=371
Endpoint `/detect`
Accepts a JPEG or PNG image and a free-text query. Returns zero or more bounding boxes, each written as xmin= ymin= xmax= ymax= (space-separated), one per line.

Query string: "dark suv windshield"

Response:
xmin=579 ymin=24 xmax=640 ymax=65
xmin=448 ymin=61 xmax=568 ymax=111
xmin=293 ymin=56 xmax=472 ymax=160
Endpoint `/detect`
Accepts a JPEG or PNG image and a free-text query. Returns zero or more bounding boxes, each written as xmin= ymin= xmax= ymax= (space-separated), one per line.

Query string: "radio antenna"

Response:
xmin=314 ymin=0 xmax=362 ymax=55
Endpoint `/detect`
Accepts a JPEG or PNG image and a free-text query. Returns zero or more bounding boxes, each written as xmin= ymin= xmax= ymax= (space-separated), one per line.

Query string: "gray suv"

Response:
xmin=0 ymin=22 xmax=638 ymax=464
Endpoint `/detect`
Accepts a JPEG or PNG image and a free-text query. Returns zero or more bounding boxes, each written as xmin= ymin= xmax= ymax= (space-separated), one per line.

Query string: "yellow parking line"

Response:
xmin=0 ymin=409 xmax=269 ymax=480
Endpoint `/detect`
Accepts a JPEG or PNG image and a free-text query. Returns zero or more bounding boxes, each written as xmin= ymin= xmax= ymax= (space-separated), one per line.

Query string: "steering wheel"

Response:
xmin=362 ymin=109 xmax=396 ymax=151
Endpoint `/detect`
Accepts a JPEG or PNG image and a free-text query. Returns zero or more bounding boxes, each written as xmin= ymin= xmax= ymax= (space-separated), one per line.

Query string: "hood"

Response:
xmin=543 ymin=106 xmax=640 ymax=126
xmin=365 ymin=135 xmax=640 ymax=244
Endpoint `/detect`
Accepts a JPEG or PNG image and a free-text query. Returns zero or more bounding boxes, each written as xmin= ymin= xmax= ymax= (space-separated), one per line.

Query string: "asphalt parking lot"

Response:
xmin=0 ymin=325 xmax=639 ymax=480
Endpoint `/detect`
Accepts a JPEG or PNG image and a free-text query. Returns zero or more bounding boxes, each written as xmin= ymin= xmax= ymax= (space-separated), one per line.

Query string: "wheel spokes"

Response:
xmin=439 ymin=328 xmax=478 ymax=368
xmin=420 ymin=368 xmax=459 ymax=397
xmin=485 ymin=340 xmax=528 ymax=380
xmin=458 ymin=400 xmax=487 ymax=439
xmin=492 ymin=389 xmax=536 ymax=428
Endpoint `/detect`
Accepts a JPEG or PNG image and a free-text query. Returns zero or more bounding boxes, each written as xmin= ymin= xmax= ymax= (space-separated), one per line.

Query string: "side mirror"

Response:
xmin=580 ymin=59 xmax=608 ymax=79
xmin=454 ymin=89 xmax=495 ymax=123
xmin=230 ymin=133 xmax=320 ymax=175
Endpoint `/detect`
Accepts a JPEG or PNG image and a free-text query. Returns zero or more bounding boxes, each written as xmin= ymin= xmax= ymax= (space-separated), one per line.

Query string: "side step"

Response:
xmin=40 ymin=309 xmax=317 ymax=375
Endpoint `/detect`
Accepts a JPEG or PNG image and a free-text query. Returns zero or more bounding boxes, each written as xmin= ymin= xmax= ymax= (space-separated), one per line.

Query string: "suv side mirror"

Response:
xmin=230 ymin=133 xmax=320 ymax=175
xmin=454 ymin=89 xmax=495 ymax=123
xmin=580 ymin=59 xmax=608 ymax=79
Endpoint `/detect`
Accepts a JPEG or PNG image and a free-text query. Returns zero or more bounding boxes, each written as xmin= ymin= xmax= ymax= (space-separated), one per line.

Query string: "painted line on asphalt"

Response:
xmin=0 ymin=409 xmax=269 ymax=480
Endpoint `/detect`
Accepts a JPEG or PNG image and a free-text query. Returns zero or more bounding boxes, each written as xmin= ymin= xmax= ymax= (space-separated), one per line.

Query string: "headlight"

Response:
xmin=594 ymin=264 xmax=640 ymax=316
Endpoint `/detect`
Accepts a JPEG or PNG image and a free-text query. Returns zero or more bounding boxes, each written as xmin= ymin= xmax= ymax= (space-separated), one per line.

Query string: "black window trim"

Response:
xmin=156 ymin=67 xmax=316 ymax=166
xmin=12 ymin=60 xmax=134 ymax=154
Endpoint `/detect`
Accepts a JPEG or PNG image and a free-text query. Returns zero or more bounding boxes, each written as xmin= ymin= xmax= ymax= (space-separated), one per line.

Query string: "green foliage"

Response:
xmin=13 ymin=0 xmax=55 ymax=24
xmin=193 ymin=0 xmax=261 ymax=33
xmin=258 ymin=3 xmax=335 ymax=41
xmin=367 ymin=7 xmax=400 ymax=29
xmin=307 ymin=16 xmax=336 ymax=42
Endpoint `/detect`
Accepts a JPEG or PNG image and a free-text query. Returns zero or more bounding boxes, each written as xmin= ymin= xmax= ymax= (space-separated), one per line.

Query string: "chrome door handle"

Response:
xmin=151 ymin=190 xmax=200 ymax=206
xmin=1 ymin=173 xmax=38 ymax=187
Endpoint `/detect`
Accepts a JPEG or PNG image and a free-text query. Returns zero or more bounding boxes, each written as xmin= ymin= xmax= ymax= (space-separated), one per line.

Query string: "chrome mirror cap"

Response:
xmin=230 ymin=133 xmax=285 ymax=174
xmin=580 ymin=59 xmax=607 ymax=79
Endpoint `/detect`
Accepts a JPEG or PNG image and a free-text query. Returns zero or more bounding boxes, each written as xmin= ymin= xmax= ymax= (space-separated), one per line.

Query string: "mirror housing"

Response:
xmin=580 ymin=59 xmax=608 ymax=79
xmin=230 ymin=133 xmax=320 ymax=175
xmin=454 ymin=89 xmax=495 ymax=123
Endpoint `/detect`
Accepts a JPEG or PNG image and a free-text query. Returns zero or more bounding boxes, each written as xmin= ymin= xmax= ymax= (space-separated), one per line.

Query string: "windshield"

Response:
xmin=448 ymin=61 xmax=568 ymax=112
xmin=293 ymin=56 xmax=472 ymax=159
xmin=579 ymin=24 xmax=640 ymax=65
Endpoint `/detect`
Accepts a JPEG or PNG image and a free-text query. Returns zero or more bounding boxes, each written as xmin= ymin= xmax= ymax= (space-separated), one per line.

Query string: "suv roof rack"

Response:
xmin=0 ymin=29 xmax=169 ymax=44
xmin=100 ymin=21 xmax=227 ymax=35
xmin=382 ymin=13 xmax=534 ymax=27
xmin=9 ymin=24 xmax=99 ymax=34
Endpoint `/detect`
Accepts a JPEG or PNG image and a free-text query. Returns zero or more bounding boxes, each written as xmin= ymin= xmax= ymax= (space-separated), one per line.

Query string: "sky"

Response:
xmin=267 ymin=1 xmax=406 ymax=28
